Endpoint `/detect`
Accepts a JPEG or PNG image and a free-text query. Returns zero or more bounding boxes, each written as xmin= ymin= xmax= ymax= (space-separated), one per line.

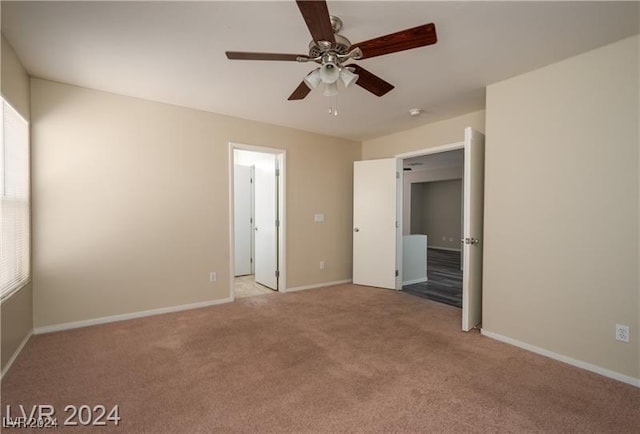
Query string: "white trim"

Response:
xmin=481 ymin=329 xmax=640 ymax=388
xmin=34 ymin=297 xmax=233 ymax=335
xmin=428 ymin=246 xmax=462 ymax=252
xmin=228 ymin=145 xmax=236 ymax=302
xmin=276 ymin=152 xmax=286 ymax=292
xmin=286 ymin=279 xmax=352 ymax=293
xmin=1 ymin=329 xmax=33 ymax=379
xmin=402 ymin=277 xmax=428 ymax=286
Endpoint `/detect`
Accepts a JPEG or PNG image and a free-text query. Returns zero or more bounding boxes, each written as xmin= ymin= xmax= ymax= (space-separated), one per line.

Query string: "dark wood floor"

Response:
xmin=403 ymin=248 xmax=462 ymax=308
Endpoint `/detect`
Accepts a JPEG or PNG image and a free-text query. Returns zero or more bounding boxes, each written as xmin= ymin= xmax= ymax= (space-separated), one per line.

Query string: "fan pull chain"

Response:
xmin=328 ymin=94 xmax=338 ymax=116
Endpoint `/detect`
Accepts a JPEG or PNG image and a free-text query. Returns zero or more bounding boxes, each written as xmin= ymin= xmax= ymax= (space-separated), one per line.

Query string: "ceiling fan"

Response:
xmin=225 ymin=0 xmax=437 ymax=104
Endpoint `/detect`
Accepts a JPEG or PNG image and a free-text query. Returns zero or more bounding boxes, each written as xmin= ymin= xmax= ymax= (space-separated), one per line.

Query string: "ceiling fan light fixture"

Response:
xmin=339 ymin=67 xmax=359 ymax=88
xmin=304 ymin=68 xmax=322 ymax=89
xmin=319 ymin=62 xmax=340 ymax=83
xmin=323 ymin=81 xmax=338 ymax=97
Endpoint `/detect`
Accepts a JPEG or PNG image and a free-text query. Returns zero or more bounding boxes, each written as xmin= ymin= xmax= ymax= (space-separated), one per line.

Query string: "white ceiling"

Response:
xmin=2 ymin=1 xmax=638 ymax=141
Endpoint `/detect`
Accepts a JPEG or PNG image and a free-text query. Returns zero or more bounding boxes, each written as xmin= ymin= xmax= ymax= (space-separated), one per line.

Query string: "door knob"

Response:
xmin=463 ymin=237 xmax=480 ymax=245
xmin=254 ymin=227 xmax=258 ymax=231
xmin=354 ymin=228 xmax=360 ymax=232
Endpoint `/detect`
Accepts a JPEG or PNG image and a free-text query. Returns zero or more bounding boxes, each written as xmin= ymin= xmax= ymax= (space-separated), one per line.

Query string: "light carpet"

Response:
xmin=2 ymin=284 xmax=638 ymax=432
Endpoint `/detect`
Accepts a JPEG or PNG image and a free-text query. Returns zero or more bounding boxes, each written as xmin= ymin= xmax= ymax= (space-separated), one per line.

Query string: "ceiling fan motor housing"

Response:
xmin=308 ymin=33 xmax=351 ymax=58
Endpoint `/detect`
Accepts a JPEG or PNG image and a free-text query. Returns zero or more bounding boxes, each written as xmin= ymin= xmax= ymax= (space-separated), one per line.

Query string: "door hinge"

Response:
xmin=395 ymin=270 xmax=399 ymax=277
xmin=250 ymin=217 xmax=253 ymax=224
xmin=275 ymin=270 xmax=280 ymax=278
xmin=275 ymin=219 xmax=280 ymax=228
xmin=275 ymin=168 xmax=280 ymax=177
xmin=396 ymin=171 xmax=400 ymax=179
xmin=250 ymin=177 xmax=253 ymax=184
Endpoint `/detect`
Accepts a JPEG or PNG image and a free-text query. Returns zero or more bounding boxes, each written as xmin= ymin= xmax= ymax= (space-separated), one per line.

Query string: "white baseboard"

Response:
xmin=429 ymin=246 xmax=461 ymax=252
xmin=402 ymin=277 xmax=428 ymax=286
xmin=1 ymin=329 xmax=33 ymax=380
xmin=34 ymin=297 xmax=234 ymax=335
xmin=286 ymin=279 xmax=352 ymax=293
xmin=481 ymin=329 xmax=640 ymax=388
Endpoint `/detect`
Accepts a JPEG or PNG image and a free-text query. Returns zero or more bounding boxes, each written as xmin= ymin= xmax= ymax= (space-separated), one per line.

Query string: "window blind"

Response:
xmin=1 ymin=99 xmax=30 ymax=300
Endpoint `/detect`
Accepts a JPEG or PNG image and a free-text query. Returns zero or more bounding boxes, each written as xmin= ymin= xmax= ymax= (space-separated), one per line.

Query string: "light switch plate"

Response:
xmin=314 ymin=213 xmax=325 ymax=223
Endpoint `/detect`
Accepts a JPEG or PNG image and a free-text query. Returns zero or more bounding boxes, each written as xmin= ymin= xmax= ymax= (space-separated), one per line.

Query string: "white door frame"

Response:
xmin=395 ymin=141 xmax=465 ymax=307
xmin=229 ymin=142 xmax=287 ymax=299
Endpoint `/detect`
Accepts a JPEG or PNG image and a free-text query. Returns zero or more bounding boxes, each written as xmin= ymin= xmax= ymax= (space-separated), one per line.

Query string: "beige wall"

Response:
xmin=1 ymin=34 xmax=33 ymax=374
xmin=484 ymin=35 xmax=639 ymax=380
xmin=361 ymin=110 xmax=485 ymax=160
xmin=1 ymin=35 xmax=30 ymax=119
xmin=31 ymin=79 xmax=360 ymax=328
xmin=411 ymin=180 xmax=462 ymax=250
xmin=1 ymin=283 xmax=32 ymax=370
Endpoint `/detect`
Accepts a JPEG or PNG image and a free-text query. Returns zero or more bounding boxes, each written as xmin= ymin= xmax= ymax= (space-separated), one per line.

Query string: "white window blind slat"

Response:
xmin=1 ymin=99 xmax=30 ymax=299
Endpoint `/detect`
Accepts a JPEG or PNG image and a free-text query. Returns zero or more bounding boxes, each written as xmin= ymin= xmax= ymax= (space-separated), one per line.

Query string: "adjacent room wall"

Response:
xmin=0 ymin=34 xmax=33 ymax=374
xmin=361 ymin=110 xmax=485 ymax=160
xmin=30 ymin=79 xmax=360 ymax=329
xmin=411 ymin=180 xmax=462 ymax=250
xmin=403 ymin=166 xmax=463 ymax=236
xmin=483 ymin=35 xmax=639 ymax=381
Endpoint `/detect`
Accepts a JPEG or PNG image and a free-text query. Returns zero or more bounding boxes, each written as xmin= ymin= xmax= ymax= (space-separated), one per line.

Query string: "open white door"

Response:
xmin=254 ymin=156 xmax=278 ymax=290
xmin=462 ymin=128 xmax=485 ymax=331
xmin=353 ymin=158 xmax=400 ymax=289
xmin=234 ymin=165 xmax=253 ymax=276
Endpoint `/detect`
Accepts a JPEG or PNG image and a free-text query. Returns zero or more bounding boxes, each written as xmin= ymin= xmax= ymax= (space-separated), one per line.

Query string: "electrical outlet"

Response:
xmin=209 ymin=272 xmax=217 ymax=283
xmin=615 ymin=324 xmax=630 ymax=343
xmin=319 ymin=261 xmax=325 ymax=270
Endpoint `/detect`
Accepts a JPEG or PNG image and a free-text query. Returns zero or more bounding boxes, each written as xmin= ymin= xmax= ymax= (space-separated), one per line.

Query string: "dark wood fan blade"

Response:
xmin=288 ymin=81 xmax=312 ymax=100
xmin=226 ymin=51 xmax=308 ymax=61
xmin=348 ymin=64 xmax=394 ymax=97
xmin=352 ymin=23 xmax=437 ymax=59
xmin=296 ymin=0 xmax=335 ymax=45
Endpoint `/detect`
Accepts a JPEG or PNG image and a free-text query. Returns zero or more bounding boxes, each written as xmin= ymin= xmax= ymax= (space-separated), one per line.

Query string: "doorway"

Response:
xmin=402 ymin=151 xmax=464 ymax=308
xmin=352 ymin=128 xmax=484 ymax=331
xmin=230 ymin=144 xmax=286 ymax=299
